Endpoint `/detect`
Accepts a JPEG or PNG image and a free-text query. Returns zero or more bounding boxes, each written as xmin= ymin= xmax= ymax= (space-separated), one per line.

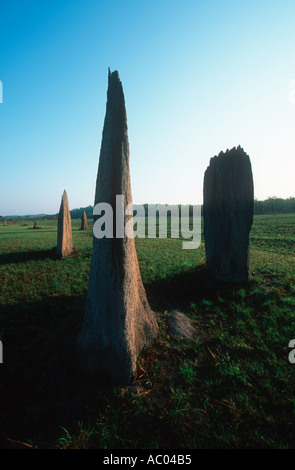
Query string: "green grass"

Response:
xmin=0 ymin=214 xmax=295 ymax=448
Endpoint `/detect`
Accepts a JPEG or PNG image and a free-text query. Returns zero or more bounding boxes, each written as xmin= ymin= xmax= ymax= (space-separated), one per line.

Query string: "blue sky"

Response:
xmin=1 ymin=0 xmax=295 ymax=215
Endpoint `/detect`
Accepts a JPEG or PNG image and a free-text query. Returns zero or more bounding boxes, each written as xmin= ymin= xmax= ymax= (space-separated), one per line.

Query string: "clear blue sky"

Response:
xmin=1 ymin=0 xmax=295 ymax=215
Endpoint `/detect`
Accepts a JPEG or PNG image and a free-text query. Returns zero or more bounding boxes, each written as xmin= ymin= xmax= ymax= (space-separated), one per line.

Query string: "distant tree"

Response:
xmin=254 ymin=196 xmax=295 ymax=214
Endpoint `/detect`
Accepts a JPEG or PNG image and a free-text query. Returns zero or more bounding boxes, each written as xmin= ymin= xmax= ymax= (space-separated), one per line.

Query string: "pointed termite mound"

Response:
xmin=81 ymin=210 xmax=88 ymax=230
xmin=203 ymin=146 xmax=254 ymax=282
xmin=56 ymin=190 xmax=73 ymax=257
xmin=77 ymin=70 xmax=158 ymax=384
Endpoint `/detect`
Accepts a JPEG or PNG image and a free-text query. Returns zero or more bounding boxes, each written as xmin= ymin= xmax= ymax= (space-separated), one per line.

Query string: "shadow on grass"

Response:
xmin=0 ymin=293 xmax=111 ymax=447
xmin=0 ymin=248 xmax=60 ymax=265
xmin=145 ymin=264 xmax=246 ymax=313
xmin=0 ymin=265 xmax=247 ymax=448
xmin=0 ymin=230 xmax=57 ymax=235
xmin=0 ymin=248 xmax=83 ymax=265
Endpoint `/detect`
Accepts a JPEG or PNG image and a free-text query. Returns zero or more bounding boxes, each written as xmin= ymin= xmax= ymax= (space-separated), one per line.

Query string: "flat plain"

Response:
xmin=0 ymin=213 xmax=295 ymax=448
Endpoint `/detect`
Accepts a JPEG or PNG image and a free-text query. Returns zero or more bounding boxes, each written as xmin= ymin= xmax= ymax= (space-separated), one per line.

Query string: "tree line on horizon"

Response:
xmin=1 ymin=197 xmax=295 ymax=221
xmin=253 ymin=196 xmax=295 ymax=214
xmin=53 ymin=197 xmax=295 ymax=218
xmin=66 ymin=197 xmax=295 ymax=219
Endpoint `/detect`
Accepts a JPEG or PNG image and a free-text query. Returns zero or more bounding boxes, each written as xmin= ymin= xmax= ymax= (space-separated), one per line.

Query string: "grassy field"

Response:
xmin=0 ymin=214 xmax=295 ymax=449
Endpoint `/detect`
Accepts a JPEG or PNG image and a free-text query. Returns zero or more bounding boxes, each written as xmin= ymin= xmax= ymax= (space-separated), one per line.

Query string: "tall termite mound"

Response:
xmin=77 ymin=70 xmax=158 ymax=384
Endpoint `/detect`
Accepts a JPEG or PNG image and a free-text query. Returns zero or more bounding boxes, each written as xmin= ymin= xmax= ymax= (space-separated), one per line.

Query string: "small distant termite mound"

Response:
xmin=80 ymin=210 xmax=88 ymax=230
xmin=56 ymin=190 xmax=73 ymax=258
